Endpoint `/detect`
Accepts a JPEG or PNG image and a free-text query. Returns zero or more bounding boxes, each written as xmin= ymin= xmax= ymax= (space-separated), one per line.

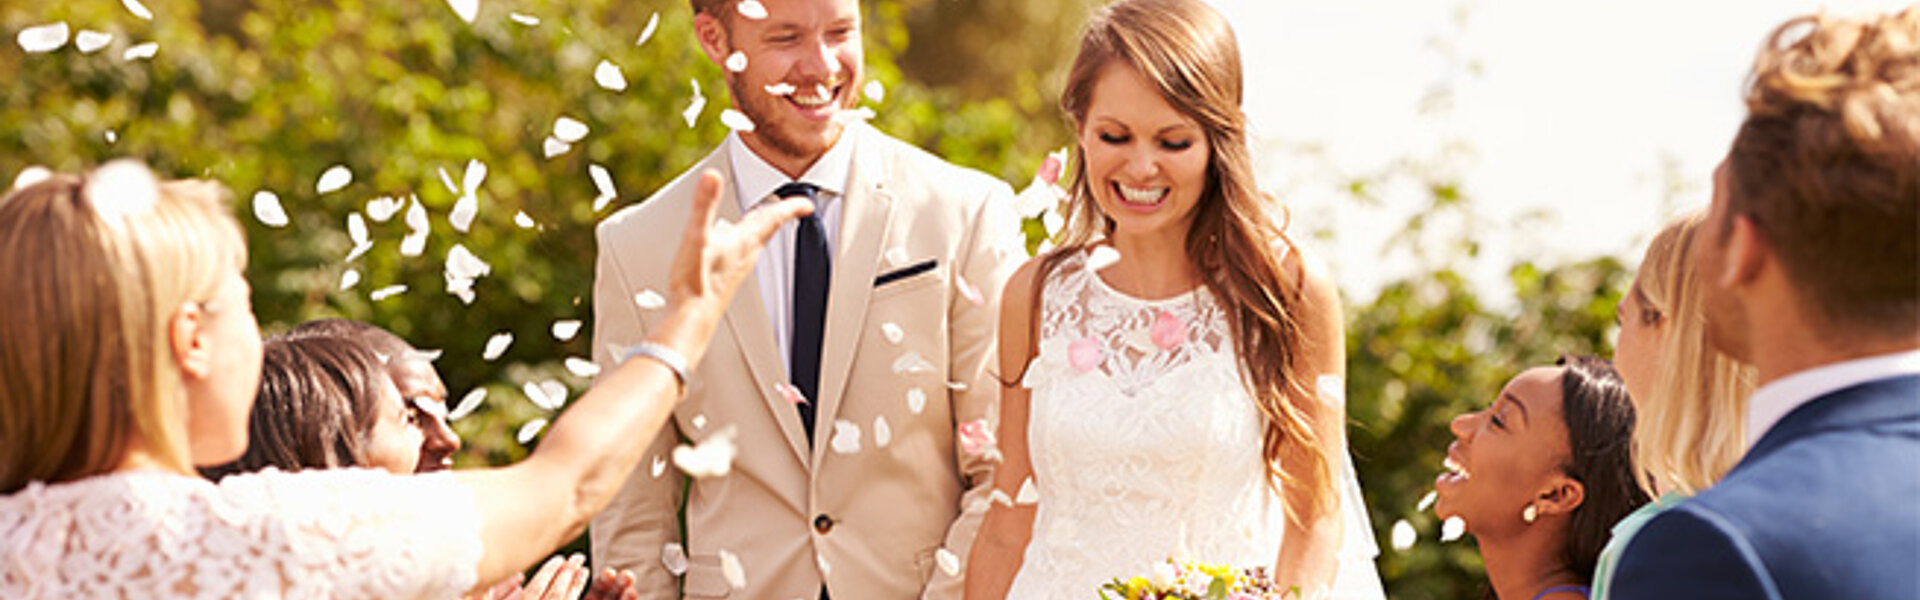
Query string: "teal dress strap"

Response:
xmin=1590 ymin=491 xmax=1689 ymax=600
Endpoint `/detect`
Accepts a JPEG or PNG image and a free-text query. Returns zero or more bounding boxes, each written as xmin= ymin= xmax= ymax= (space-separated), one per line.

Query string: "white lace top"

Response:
xmin=1006 ymin=248 xmax=1383 ymax=600
xmin=0 ymin=468 xmax=482 ymax=599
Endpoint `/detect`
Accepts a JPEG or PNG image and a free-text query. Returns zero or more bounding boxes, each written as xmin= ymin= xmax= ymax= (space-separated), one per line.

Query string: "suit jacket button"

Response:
xmin=813 ymin=514 xmax=834 ymax=534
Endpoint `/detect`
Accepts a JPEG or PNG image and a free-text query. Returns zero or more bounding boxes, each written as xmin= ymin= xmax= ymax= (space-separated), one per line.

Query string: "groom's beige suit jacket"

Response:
xmin=589 ymin=126 xmax=1021 ymax=600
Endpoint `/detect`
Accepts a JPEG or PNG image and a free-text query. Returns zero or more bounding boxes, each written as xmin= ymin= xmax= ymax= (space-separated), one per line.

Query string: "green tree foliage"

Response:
xmin=4 ymin=0 xmax=1636 ymax=594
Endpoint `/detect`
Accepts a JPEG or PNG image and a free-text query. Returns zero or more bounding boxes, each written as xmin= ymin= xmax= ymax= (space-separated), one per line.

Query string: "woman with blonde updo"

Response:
xmin=0 ymin=161 xmax=805 ymax=598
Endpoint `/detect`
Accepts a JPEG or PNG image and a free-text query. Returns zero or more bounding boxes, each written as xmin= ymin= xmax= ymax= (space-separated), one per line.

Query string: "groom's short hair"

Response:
xmin=1723 ymin=8 xmax=1918 ymax=335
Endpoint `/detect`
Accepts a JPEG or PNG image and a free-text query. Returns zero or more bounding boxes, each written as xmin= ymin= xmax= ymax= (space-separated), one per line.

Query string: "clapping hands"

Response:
xmin=470 ymin=554 xmax=640 ymax=600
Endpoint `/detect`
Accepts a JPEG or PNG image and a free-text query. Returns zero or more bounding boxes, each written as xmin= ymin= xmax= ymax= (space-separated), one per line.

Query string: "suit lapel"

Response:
xmin=707 ymin=153 xmax=812 ymax=465
xmin=810 ymin=138 xmax=894 ymax=464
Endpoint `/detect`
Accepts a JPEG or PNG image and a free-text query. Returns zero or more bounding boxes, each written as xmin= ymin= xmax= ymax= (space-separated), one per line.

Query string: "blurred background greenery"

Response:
xmin=2 ymin=1 xmax=1628 ymax=597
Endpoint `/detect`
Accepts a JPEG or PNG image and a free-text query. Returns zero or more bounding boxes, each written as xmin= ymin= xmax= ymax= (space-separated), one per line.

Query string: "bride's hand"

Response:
xmin=668 ymin=169 xmax=813 ymax=314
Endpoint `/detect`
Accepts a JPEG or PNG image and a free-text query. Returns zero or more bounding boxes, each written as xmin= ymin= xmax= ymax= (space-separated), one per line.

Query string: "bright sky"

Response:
xmin=1209 ymin=0 xmax=1913 ymax=304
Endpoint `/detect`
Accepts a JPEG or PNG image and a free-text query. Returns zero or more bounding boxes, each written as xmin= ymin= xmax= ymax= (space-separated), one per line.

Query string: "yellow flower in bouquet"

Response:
xmin=1097 ymin=558 xmax=1297 ymax=600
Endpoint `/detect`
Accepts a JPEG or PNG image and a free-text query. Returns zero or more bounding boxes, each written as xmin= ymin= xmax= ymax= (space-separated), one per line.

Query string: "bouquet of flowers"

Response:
xmin=1097 ymin=559 xmax=1298 ymax=600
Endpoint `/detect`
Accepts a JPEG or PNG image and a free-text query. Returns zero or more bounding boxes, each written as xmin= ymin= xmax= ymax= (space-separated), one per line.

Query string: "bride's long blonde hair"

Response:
xmin=1035 ymin=0 xmax=1333 ymax=523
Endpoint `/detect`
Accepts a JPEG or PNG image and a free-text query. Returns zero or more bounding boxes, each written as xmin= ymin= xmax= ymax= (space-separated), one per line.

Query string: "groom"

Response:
xmin=588 ymin=0 xmax=1020 ymax=598
xmin=1610 ymin=9 xmax=1919 ymax=600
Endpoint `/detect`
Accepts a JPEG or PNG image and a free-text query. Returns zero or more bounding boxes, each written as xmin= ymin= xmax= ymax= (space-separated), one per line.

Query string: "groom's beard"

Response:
xmin=726 ymin=70 xmax=861 ymax=164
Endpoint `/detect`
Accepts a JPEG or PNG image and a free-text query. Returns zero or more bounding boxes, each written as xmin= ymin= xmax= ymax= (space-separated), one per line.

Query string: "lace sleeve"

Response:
xmin=217 ymin=468 xmax=483 ymax=599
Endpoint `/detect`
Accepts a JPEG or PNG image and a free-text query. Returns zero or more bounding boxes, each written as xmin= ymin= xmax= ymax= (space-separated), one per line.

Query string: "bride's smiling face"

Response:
xmin=1077 ymin=61 xmax=1211 ymax=245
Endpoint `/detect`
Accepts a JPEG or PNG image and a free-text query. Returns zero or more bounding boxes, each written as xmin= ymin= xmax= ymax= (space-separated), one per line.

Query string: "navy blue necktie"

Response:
xmin=778 ymin=182 xmax=828 ymax=444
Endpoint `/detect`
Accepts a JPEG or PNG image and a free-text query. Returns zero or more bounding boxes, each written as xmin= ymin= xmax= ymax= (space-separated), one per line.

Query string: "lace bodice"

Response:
xmin=0 ymin=468 xmax=481 ymax=599
xmin=1007 ymin=248 xmax=1383 ymax=600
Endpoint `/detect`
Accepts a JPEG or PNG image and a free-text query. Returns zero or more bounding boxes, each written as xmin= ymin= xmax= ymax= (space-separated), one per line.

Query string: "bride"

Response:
xmin=963 ymin=0 xmax=1383 ymax=598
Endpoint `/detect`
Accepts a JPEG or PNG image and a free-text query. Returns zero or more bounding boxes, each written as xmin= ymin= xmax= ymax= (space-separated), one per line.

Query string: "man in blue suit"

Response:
xmin=1610 ymin=9 xmax=1920 ymax=600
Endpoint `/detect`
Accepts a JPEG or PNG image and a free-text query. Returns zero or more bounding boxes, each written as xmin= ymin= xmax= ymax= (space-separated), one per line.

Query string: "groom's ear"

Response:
xmin=694 ymin=12 xmax=731 ymax=66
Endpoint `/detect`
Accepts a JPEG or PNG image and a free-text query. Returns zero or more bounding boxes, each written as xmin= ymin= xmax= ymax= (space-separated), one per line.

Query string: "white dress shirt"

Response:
xmin=1744 ymin=349 xmax=1920 ymax=449
xmin=726 ymin=124 xmax=862 ymax=374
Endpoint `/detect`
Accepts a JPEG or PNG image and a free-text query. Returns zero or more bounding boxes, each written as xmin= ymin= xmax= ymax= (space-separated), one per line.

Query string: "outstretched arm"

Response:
xmin=457 ymin=171 xmax=813 ymax=590
xmin=1273 ymin=245 xmax=1348 ymax=598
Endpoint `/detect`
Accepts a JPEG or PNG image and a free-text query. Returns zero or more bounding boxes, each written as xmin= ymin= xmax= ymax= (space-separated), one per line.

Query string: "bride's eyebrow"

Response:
xmin=1502 ymin=392 xmax=1532 ymax=427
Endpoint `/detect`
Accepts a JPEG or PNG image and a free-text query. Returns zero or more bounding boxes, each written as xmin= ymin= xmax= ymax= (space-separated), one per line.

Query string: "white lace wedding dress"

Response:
xmin=0 ymin=467 xmax=481 ymax=599
xmin=1005 ymin=249 xmax=1384 ymax=600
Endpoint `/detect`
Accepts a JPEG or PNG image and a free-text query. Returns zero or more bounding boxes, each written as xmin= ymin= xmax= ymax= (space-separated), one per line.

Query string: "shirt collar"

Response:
xmin=1745 ymin=349 xmax=1920 ymax=448
xmin=727 ymin=122 xmax=862 ymax=210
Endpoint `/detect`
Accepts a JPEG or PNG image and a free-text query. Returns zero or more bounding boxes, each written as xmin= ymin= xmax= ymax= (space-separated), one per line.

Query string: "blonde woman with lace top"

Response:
xmin=0 ymin=162 xmax=807 ymax=598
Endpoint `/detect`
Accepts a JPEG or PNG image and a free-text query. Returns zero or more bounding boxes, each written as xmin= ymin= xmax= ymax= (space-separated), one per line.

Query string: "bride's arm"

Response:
xmin=963 ymin=259 xmax=1044 ymax=600
xmin=456 ymin=171 xmax=812 ymax=589
xmin=1273 ymin=246 xmax=1349 ymax=598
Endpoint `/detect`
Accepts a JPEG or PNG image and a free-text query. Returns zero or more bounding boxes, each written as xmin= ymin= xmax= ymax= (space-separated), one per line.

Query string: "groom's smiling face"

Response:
xmin=697 ymin=0 xmax=865 ymax=171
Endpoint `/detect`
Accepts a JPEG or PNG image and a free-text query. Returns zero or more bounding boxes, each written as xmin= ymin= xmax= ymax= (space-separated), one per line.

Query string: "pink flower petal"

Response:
xmin=1068 ymin=337 xmax=1102 ymax=372
xmin=1150 ymin=311 xmax=1187 ymax=350
xmin=954 ymin=272 xmax=984 ymax=305
xmin=1038 ymin=154 xmax=1063 ymax=185
xmin=958 ymin=418 xmax=995 ymax=455
xmin=777 ymin=382 xmax=807 ymax=405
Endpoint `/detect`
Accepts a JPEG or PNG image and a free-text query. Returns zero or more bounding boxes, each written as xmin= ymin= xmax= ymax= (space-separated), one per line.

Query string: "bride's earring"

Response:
xmin=1521 ymin=504 xmax=1539 ymax=524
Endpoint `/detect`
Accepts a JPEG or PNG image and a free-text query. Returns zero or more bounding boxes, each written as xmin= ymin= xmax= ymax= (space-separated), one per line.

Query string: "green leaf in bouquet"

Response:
xmin=1207 ymin=577 xmax=1227 ymax=600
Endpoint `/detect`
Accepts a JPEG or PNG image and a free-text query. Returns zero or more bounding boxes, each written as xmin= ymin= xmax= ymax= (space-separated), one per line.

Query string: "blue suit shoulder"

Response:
xmin=1612 ymin=376 xmax=1920 ymax=600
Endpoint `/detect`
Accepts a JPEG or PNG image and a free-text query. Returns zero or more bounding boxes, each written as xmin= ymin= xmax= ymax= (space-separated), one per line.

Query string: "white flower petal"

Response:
xmin=988 ymin=489 xmax=1013 ymax=508
xmin=935 ymin=548 xmax=960 ymax=577
xmin=1390 ymin=519 xmax=1416 ymax=551
xmin=880 ymin=322 xmax=904 ymax=344
xmin=830 ymin=107 xmax=876 ymax=125
xmin=553 ymin=116 xmax=590 ymax=143
xmin=122 ymin=0 xmax=154 ymax=20
xmin=449 ymin=195 xmax=477 ymax=232
xmin=589 ymin=163 xmax=617 ymax=199
xmin=252 ymin=191 xmax=288 ymax=227
xmin=1087 ymin=245 xmax=1121 ymax=271
xmin=10 ymin=166 xmax=52 ymax=191
xmin=551 ymin=319 xmax=583 ymax=341
xmin=565 ymin=357 xmax=601 ymax=378
xmin=1416 ymin=490 xmax=1438 ymax=513
xmin=1316 ymin=374 xmax=1346 ymax=407
xmin=446 ymin=0 xmax=479 ymax=24
xmin=400 ymin=229 xmax=427 ymax=257
xmin=906 ymin=388 xmax=926 ymax=414
xmin=446 ymin=243 xmax=491 ymax=280
xmin=18 ymin=23 xmax=69 ymax=54
xmin=339 ymin=269 xmax=362 ymax=291
xmin=345 ymin=241 xmax=373 ymax=263
xmin=661 ymin=543 xmax=688 ymax=575
xmin=121 ymin=42 xmax=158 ymax=61
xmin=691 ymin=414 xmax=707 ymax=430
xmin=891 ymin=351 xmax=935 ymax=375
xmin=594 ymin=194 xmax=615 ymax=212
xmin=594 ymin=60 xmax=627 ymax=91
xmin=635 ymin=12 xmax=659 ymax=46
xmin=482 ymin=332 xmax=513 ymax=361
xmin=719 ymin=549 xmax=747 ymax=590
xmin=370 ymin=284 xmax=408 ymax=301
xmin=672 ymin=425 xmax=738 ymax=478
xmin=719 ymin=109 xmax=755 ymax=132
xmin=75 ymin=30 xmax=113 ymax=54
xmin=437 ymin=166 xmax=460 ymax=195
xmin=633 ymin=289 xmax=666 ymax=310
xmin=366 ymin=195 xmax=403 ymax=222
xmin=830 ymin=420 xmax=861 ymax=454
xmin=650 ymin=455 xmax=668 ymax=478
xmin=884 ymin=247 xmax=910 ymax=267
xmin=542 ymin=137 xmax=571 ymax=158
xmin=523 ymin=379 xmax=568 ymax=410
xmin=725 ymin=51 xmax=747 ymax=72
xmin=347 ymin=213 xmax=368 ymax=246
xmin=461 ymin=158 xmax=487 ymax=193
xmin=681 ymin=79 xmax=706 ymax=128
xmin=316 ymin=165 xmax=353 ymax=194
xmin=863 ymin=80 xmax=885 ymax=103
xmin=448 ymin=388 xmax=487 ymax=421
xmin=1441 ymin=516 xmax=1467 ymax=542
xmin=736 ymin=0 xmax=768 ymax=19
xmin=872 ymin=416 xmax=891 ymax=448
xmin=513 ymin=210 xmax=536 ymax=229
xmin=516 ymin=418 xmax=549 ymax=444
xmin=509 ymin=12 xmax=539 ymax=26
xmin=1016 ymin=477 xmax=1039 ymax=504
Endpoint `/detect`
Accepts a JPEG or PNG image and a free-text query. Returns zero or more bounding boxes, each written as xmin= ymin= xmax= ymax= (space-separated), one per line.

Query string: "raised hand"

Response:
xmin=583 ymin=567 xmax=640 ymax=600
xmin=668 ymin=169 xmax=813 ymax=314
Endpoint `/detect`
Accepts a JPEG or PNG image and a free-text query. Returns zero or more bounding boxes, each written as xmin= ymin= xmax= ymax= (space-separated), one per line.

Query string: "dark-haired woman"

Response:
xmin=1433 ymin=356 xmax=1650 ymax=600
